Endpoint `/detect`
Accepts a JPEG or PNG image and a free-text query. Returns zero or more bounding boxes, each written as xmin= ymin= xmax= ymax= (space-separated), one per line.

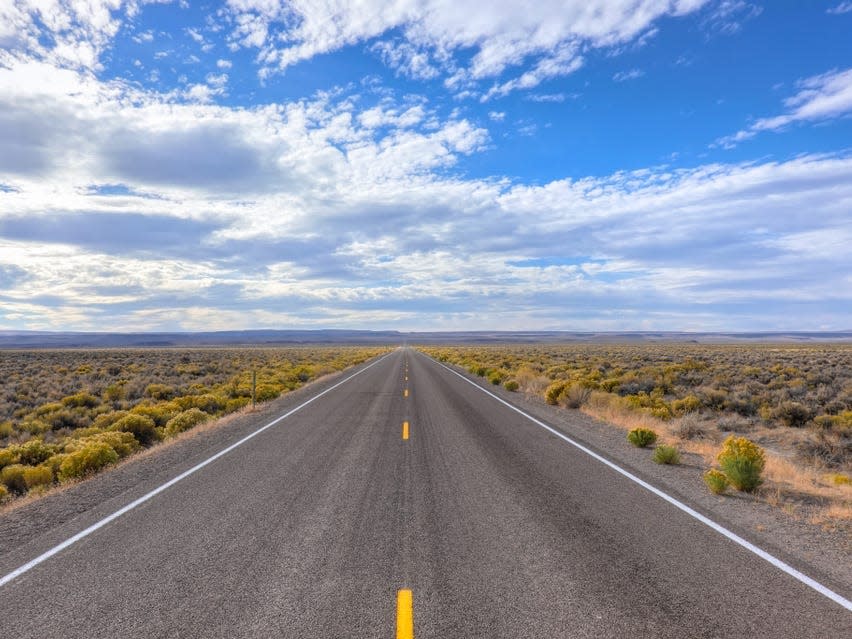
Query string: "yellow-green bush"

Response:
xmin=652 ymin=444 xmax=681 ymax=465
xmin=110 ymin=413 xmax=159 ymax=446
xmin=0 ymin=484 xmax=8 ymax=501
xmin=545 ymin=381 xmax=569 ymax=405
xmin=92 ymin=410 xmax=129 ymax=430
xmin=131 ymin=402 xmax=180 ymax=427
xmin=23 ymin=464 xmax=53 ymax=490
xmin=173 ymin=393 xmax=228 ymax=414
xmin=66 ymin=432 xmax=140 ymax=459
xmin=144 ymin=383 xmax=175 ymax=400
xmin=704 ymin=468 xmax=729 ymax=494
xmin=717 ymin=435 xmax=765 ymax=492
xmin=164 ymin=408 xmax=210 ymax=438
xmin=1 ymin=464 xmax=27 ymax=493
xmin=627 ymin=428 xmax=658 ymax=448
xmin=503 ymin=380 xmax=519 ymax=392
xmin=15 ymin=438 xmax=58 ymax=465
xmin=672 ymin=394 xmax=701 ymax=415
xmin=61 ymin=392 xmax=99 ymax=408
xmin=58 ymin=443 xmax=119 ymax=480
xmin=0 ymin=448 xmax=19 ymax=470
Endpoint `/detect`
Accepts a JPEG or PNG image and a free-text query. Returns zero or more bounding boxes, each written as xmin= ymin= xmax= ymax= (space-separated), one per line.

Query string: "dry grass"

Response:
xmin=581 ymin=390 xmax=851 ymax=523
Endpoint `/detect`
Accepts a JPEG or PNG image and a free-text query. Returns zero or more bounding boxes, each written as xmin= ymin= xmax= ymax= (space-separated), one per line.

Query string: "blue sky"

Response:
xmin=0 ymin=1 xmax=851 ymax=332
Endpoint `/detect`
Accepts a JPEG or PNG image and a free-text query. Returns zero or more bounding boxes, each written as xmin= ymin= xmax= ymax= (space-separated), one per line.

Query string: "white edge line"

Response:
xmin=0 ymin=352 xmax=392 ymax=589
xmin=428 ymin=354 xmax=852 ymax=612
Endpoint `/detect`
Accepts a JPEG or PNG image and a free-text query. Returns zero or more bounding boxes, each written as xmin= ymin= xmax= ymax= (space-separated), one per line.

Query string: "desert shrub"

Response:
xmin=831 ymin=473 xmax=851 ymax=486
xmin=704 ymin=469 xmax=729 ymax=495
xmin=0 ymin=448 xmax=20 ymax=469
xmin=488 ymin=371 xmax=504 ymax=385
xmin=110 ymin=413 xmax=159 ymax=446
xmin=61 ymin=392 xmax=99 ymax=408
xmin=174 ymin=393 xmax=228 ymax=414
xmin=796 ymin=432 xmax=850 ymax=469
xmin=1 ymin=464 xmax=27 ymax=493
xmin=717 ymin=436 xmax=765 ymax=492
xmin=717 ymin=416 xmax=754 ymax=433
xmin=144 ymin=383 xmax=175 ymax=400
xmin=164 ymin=408 xmax=209 ymax=438
xmin=503 ymin=380 xmax=519 ymax=392
xmin=66 ymin=432 xmax=140 ymax=459
xmin=0 ymin=484 xmax=7 ymax=501
xmin=0 ymin=420 xmax=14 ymax=438
xmin=813 ymin=411 xmax=852 ymax=433
xmin=672 ymin=395 xmax=701 ymax=415
xmin=653 ymin=445 xmax=681 ymax=465
xmin=627 ymin=428 xmax=657 ymax=448
xmin=253 ymin=385 xmax=280 ymax=402
xmin=545 ymin=381 xmax=569 ymax=405
xmin=23 ymin=464 xmax=53 ymax=490
xmin=92 ymin=410 xmax=129 ymax=430
xmin=15 ymin=439 xmax=59 ymax=465
xmin=225 ymin=397 xmax=250 ymax=412
xmin=561 ymin=384 xmax=592 ymax=408
xmin=58 ymin=443 xmax=119 ymax=480
xmin=131 ymin=402 xmax=180 ymax=427
xmin=774 ymin=401 xmax=812 ymax=428
xmin=673 ymin=413 xmax=710 ymax=440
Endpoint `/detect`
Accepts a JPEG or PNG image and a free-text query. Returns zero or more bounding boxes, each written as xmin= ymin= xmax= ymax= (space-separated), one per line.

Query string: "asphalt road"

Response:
xmin=0 ymin=348 xmax=849 ymax=637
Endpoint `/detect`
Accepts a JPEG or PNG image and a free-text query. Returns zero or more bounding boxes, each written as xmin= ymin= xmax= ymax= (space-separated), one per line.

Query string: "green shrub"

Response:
xmin=111 ymin=413 xmax=159 ymax=446
xmin=0 ymin=484 xmax=8 ymax=501
xmin=131 ymin=402 xmax=180 ymax=427
xmin=253 ymin=385 xmax=280 ymax=402
xmin=672 ymin=394 xmax=701 ymax=415
xmin=66 ymin=432 xmax=140 ymax=459
xmin=61 ymin=392 xmax=100 ymax=408
xmin=225 ymin=397 xmax=251 ymax=412
xmin=164 ymin=408 xmax=210 ymax=438
xmin=0 ymin=448 xmax=20 ymax=470
xmin=704 ymin=469 xmax=729 ymax=494
xmin=23 ymin=465 xmax=54 ymax=490
xmin=503 ymin=380 xmax=519 ymax=392
xmin=652 ymin=445 xmax=681 ymax=465
xmin=58 ymin=443 xmax=119 ymax=480
xmin=545 ymin=381 xmax=569 ymax=405
xmin=1 ymin=464 xmax=27 ymax=493
xmin=16 ymin=439 xmax=58 ymax=465
xmin=627 ymin=428 xmax=658 ymax=448
xmin=717 ymin=435 xmax=766 ymax=492
xmin=144 ymin=383 xmax=175 ymax=400
xmin=92 ymin=410 xmax=129 ymax=430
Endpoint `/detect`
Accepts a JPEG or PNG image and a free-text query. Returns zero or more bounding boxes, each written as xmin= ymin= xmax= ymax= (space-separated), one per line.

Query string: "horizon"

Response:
xmin=1 ymin=2 xmax=851 ymax=332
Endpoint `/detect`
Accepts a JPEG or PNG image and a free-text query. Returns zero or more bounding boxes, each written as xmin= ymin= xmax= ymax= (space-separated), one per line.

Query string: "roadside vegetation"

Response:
xmin=0 ymin=346 xmax=386 ymax=504
xmin=420 ymin=343 xmax=851 ymax=527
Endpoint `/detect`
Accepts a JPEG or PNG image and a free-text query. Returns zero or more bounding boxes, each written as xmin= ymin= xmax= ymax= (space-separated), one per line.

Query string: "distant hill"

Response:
xmin=0 ymin=330 xmax=849 ymax=349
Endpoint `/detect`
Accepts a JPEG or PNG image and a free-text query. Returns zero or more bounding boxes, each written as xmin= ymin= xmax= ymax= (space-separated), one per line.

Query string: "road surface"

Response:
xmin=0 ymin=348 xmax=849 ymax=637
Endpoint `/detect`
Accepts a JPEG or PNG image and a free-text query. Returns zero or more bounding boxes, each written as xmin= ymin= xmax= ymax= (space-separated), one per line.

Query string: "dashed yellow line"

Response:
xmin=396 ymin=589 xmax=414 ymax=639
xmin=402 ymin=421 xmax=409 ymax=440
xmin=404 ymin=389 xmax=409 ymax=398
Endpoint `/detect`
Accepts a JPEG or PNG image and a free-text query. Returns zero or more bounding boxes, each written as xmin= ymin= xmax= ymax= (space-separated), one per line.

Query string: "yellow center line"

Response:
xmin=402 ymin=421 xmax=409 ymax=440
xmin=404 ymin=389 xmax=409 ymax=398
xmin=396 ymin=589 xmax=414 ymax=639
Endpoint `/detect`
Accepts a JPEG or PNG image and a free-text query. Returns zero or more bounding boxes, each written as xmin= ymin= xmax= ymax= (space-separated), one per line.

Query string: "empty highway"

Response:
xmin=0 ymin=348 xmax=849 ymax=637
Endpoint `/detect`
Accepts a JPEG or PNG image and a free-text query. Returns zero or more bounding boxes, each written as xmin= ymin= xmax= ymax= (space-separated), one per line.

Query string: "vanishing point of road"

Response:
xmin=0 ymin=348 xmax=849 ymax=637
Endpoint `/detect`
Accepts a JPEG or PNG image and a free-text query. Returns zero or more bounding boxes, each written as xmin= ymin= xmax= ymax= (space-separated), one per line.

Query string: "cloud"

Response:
xmin=222 ymin=0 xmax=709 ymax=97
xmin=613 ymin=68 xmax=645 ymax=82
xmin=827 ymin=2 xmax=852 ymax=15
xmin=717 ymin=67 xmax=852 ymax=147
xmin=2 ymin=53 xmax=850 ymax=331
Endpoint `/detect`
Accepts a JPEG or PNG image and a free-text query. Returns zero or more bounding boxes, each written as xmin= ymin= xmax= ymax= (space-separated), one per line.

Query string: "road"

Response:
xmin=0 ymin=348 xmax=849 ymax=637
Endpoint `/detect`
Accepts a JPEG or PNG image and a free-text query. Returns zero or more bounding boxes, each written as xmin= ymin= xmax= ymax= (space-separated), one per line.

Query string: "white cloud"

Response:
xmin=827 ymin=2 xmax=852 ymax=15
xmin=216 ymin=58 xmax=233 ymax=69
xmin=718 ymin=67 xmax=852 ymax=147
xmin=488 ymin=111 xmax=505 ymax=122
xmin=613 ymin=68 xmax=645 ymax=82
xmin=372 ymin=40 xmax=439 ymax=80
xmin=0 ymin=0 xmax=128 ymax=69
xmin=222 ymin=0 xmax=709 ymax=97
